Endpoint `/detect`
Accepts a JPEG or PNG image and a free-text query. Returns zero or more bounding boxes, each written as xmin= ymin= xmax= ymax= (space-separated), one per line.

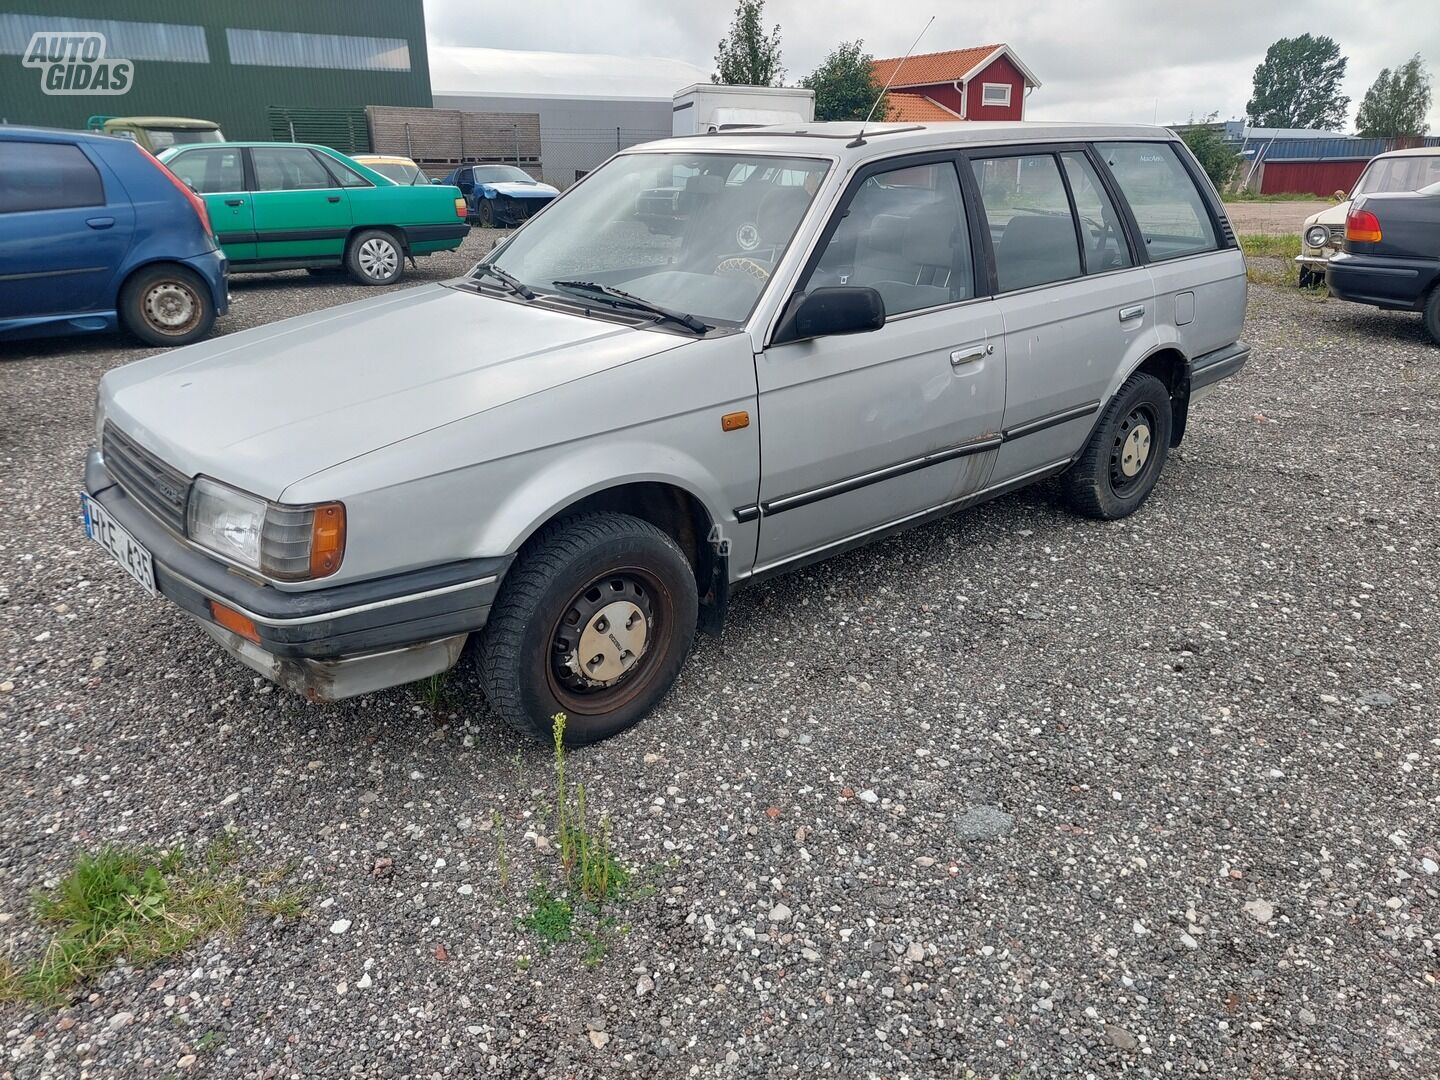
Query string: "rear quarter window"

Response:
xmin=1096 ymin=142 xmax=1218 ymax=261
xmin=0 ymin=141 xmax=105 ymax=213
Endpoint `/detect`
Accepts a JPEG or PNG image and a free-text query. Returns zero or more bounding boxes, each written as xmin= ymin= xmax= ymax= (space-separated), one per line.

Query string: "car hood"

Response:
xmin=100 ymin=285 xmax=685 ymax=500
xmin=484 ymin=181 xmax=558 ymax=198
xmin=1303 ymin=201 xmax=1350 ymax=228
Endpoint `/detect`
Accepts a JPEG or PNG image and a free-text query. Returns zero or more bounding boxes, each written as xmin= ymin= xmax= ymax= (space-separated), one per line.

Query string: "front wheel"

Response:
xmin=476 ymin=199 xmax=495 ymax=228
xmin=1061 ymin=372 xmax=1173 ymax=520
xmin=345 ymin=230 xmax=404 ymax=286
xmin=118 ymin=264 xmax=216 ymax=347
xmin=478 ymin=513 xmax=698 ymax=746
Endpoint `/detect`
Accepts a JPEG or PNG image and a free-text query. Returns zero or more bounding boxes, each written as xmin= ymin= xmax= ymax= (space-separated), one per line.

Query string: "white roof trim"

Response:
xmin=958 ymin=45 xmax=1042 ymax=90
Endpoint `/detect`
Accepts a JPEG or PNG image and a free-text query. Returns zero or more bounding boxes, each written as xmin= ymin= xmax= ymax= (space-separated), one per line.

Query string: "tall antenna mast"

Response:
xmin=848 ymin=15 xmax=935 ymax=148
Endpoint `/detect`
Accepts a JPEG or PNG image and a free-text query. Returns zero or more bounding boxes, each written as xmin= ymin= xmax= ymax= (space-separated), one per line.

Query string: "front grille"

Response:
xmin=1326 ymin=224 xmax=1345 ymax=245
xmin=101 ymin=422 xmax=190 ymax=535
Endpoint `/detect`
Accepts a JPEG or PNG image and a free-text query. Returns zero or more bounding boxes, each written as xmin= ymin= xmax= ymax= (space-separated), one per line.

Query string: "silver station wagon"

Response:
xmin=85 ymin=122 xmax=1249 ymax=744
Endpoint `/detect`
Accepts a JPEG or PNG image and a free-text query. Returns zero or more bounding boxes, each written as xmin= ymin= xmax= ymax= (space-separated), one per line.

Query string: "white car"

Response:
xmin=1297 ymin=147 xmax=1440 ymax=286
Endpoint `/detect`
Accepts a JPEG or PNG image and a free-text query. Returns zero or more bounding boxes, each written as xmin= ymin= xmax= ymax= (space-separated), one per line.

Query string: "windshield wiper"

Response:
xmin=472 ymin=262 xmax=535 ymax=300
xmin=551 ymin=280 xmax=708 ymax=333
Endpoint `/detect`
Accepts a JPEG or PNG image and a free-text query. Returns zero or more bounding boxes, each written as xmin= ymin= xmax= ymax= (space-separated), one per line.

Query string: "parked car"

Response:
xmin=351 ymin=154 xmax=427 ymax=185
xmin=1296 ymin=147 xmax=1440 ymax=287
xmin=444 ymin=164 xmax=558 ymax=226
xmin=158 ymin=142 xmax=468 ymax=285
xmin=1325 ymin=183 xmax=1440 ymax=343
xmin=0 ymin=126 xmax=227 ymax=346
xmin=88 ymin=115 xmax=224 ymax=154
xmin=84 ymin=122 xmax=1247 ymax=745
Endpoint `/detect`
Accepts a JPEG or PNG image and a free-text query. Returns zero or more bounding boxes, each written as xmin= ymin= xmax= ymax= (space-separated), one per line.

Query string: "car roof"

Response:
xmin=353 ymin=155 xmax=416 ymax=164
xmin=631 ymin=121 xmax=1177 ymax=162
xmin=1372 ymin=146 xmax=1440 ymax=160
xmin=0 ymin=125 xmax=117 ymax=145
xmin=107 ymin=116 xmax=219 ymax=128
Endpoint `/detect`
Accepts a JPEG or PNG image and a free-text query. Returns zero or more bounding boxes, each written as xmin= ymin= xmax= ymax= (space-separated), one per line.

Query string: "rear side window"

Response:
xmin=315 ymin=151 xmax=371 ymax=188
xmin=1059 ymin=152 xmax=1134 ymax=272
xmin=0 ymin=142 xmax=104 ymax=213
xmin=805 ymin=160 xmax=975 ymax=316
xmin=971 ymin=154 xmax=1082 ymax=292
xmin=1096 ymin=142 xmax=1217 ymax=260
xmin=251 ymin=146 xmax=335 ymax=191
xmin=167 ymin=148 xmax=244 ymax=194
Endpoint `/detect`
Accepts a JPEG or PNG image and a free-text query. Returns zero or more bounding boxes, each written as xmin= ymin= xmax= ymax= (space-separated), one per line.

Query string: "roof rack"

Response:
xmin=694 ymin=125 xmax=927 ymax=140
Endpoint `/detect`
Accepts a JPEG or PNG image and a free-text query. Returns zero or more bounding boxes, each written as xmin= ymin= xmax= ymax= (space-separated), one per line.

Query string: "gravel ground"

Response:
xmin=2 ymin=235 xmax=1438 ymax=1079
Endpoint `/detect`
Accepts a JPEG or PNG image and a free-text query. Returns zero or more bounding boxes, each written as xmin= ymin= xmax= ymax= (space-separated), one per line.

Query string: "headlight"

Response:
xmin=186 ymin=477 xmax=345 ymax=580
xmin=1305 ymin=225 xmax=1330 ymax=249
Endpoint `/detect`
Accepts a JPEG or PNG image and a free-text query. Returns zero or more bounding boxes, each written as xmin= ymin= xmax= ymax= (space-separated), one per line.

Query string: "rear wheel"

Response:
xmin=1424 ymin=285 xmax=1440 ymax=346
xmin=118 ymin=264 xmax=215 ymax=347
xmin=1062 ymin=372 xmax=1173 ymax=520
xmin=345 ymin=229 xmax=403 ymax=286
xmin=478 ymin=513 xmax=698 ymax=746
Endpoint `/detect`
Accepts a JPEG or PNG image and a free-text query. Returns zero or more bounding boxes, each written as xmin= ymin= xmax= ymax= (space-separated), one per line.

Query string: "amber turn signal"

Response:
xmin=309 ymin=502 xmax=346 ymax=579
xmin=210 ymin=600 xmax=260 ymax=644
xmin=455 ymin=197 xmax=468 ymax=220
xmin=721 ymin=410 xmax=750 ymax=431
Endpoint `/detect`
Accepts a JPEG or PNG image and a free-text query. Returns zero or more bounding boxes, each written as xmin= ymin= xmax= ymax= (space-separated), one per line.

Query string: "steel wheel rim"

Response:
xmin=546 ymin=567 xmax=668 ymax=715
xmin=143 ymin=281 xmax=201 ymax=335
xmin=1110 ymin=404 xmax=1157 ymax=493
xmin=358 ymin=238 xmax=398 ymax=279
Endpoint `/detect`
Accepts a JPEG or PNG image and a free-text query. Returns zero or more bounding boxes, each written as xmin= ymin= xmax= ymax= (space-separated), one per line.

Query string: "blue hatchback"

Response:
xmin=0 ymin=126 xmax=228 ymax=346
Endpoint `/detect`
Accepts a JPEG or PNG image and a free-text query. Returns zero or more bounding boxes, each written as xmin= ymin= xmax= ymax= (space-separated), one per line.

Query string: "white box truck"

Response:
xmin=671 ymin=84 xmax=815 ymax=136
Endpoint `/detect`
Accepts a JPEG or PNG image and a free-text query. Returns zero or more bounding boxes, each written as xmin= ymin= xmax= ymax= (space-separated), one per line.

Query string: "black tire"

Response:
xmin=1424 ymin=286 xmax=1440 ymax=346
xmin=477 ymin=199 xmax=495 ymax=228
xmin=1062 ymin=372 xmax=1173 ymax=520
xmin=478 ymin=512 xmax=698 ymax=746
xmin=1298 ymin=267 xmax=1318 ymax=289
xmin=118 ymin=263 xmax=215 ymax=347
xmin=345 ymin=229 xmax=404 ymax=286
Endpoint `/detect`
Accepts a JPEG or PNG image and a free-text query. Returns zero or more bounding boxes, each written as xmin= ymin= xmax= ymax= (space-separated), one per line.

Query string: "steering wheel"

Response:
xmin=714 ymin=256 xmax=771 ymax=283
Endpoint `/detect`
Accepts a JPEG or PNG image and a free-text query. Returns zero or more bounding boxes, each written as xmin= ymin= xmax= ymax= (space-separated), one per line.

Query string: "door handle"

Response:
xmin=327 ymin=195 xmax=341 ymax=203
xmin=950 ymin=343 xmax=994 ymax=367
xmin=1119 ymin=304 xmax=1146 ymax=322
xmin=85 ymin=216 xmax=115 ymax=230
xmin=224 ymin=198 xmax=244 ymax=207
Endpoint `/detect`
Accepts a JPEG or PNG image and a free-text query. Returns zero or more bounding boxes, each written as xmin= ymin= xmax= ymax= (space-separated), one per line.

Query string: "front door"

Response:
xmin=754 ymin=156 xmax=1006 ymax=573
xmin=247 ymin=146 xmax=352 ymax=262
xmin=968 ymin=148 xmax=1157 ymax=481
xmin=165 ymin=146 xmax=255 ymax=261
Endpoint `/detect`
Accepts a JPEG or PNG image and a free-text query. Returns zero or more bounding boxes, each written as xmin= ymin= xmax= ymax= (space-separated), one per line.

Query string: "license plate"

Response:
xmin=81 ymin=493 xmax=156 ymax=597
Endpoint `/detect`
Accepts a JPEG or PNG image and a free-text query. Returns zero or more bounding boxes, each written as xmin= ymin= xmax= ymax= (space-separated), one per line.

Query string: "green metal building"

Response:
xmin=0 ymin=0 xmax=432 ymax=149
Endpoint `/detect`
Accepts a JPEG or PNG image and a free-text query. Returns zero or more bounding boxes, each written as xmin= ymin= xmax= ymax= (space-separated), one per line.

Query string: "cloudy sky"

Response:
xmin=424 ymin=0 xmax=1440 ymax=130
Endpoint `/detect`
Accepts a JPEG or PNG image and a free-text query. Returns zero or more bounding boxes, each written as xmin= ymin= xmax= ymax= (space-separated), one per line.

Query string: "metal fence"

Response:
xmin=537 ymin=127 xmax=670 ymax=188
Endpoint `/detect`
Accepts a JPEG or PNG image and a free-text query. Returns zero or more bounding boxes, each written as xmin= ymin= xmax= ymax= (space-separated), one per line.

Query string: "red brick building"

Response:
xmin=872 ymin=44 xmax=1039 ymax=123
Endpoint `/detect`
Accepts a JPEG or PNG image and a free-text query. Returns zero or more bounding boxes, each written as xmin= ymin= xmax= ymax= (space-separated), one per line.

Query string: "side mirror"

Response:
xmin=773 ymin=286 xmax=885 ymax=344
xmin=430 ymin=177 xmax=444 ymax=185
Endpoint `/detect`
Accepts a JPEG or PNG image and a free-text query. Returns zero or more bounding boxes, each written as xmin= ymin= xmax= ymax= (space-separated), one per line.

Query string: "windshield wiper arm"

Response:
xmin=472 ymin=262 xmax=535 ymax=300
xmin=551 ymin=280 xmax=708 ymax=333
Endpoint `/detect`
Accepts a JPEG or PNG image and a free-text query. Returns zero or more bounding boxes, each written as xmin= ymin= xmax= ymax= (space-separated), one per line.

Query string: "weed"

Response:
xmin=195 ymin=1029 xmax=226 ymax=1054
xmin=551 ymin=713 xmax=629 ymax=909
xmin=578 ymin=929 xmax=607 ymax=968
xmin=515 ymin=954 xmax=531 ymax=972
xmin=256 ymin=889 xmax=307 ymax=919
xmin=415 ymin=671 xmax=450 ymax=710
xmin=519 ymin=885 xmax=573 ymax=944
xmin=1238 ymin=233 xmax=1301 ymax=259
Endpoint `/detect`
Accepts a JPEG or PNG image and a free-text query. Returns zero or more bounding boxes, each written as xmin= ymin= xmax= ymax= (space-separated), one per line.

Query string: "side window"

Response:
xmin=314 ymin=151 xmax=371 ymax=188
xmin=972 ymin=154 xmax=1082 ymax=292
xmin=167 ymin=148 xmax=245 ymax=194
xmin=1059 ymin=152 xmax=1134 ymax=273
xmin=0 ymin=142 xmax=104 ymax=213
xmin=804 ymin=160 xmax=974 ymax=316
xmin=1096 ymin=141 xmax=1217 ymax=260
xmin=250 ymin=147 xmax=336 ymax=191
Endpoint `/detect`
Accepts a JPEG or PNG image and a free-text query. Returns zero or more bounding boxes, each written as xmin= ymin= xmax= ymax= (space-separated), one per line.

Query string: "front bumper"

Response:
xmin=84 ymin=449 xmax=511 ymax=700
xmin=1325 ymin=251 xmax=1439 ymax=312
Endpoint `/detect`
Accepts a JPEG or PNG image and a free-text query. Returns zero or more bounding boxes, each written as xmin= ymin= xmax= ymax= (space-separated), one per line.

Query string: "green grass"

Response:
xmin=1224 ymin=190 xmax=1332 ymax=203
xmin=519 ymin=885 xmax=573 ymax=944
xmin=0 ymin=841 xmax=304 ymax=1006
xmin=413 ymin=671 xmax=451 ymax=710
xmin=1238 ymin=233 xmax=1302 ymax=258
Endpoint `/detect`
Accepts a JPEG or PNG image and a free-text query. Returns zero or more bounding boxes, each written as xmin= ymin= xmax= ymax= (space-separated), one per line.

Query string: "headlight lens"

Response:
xmin=186 ymin=477 xmax=345 ymax=580
xmin=1305 ymin=225 xmax=1330 ymax=249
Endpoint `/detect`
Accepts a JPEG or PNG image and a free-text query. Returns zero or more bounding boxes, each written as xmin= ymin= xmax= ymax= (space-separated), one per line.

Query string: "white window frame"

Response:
xmin=981 ymin=83 xmax=1012 ymax=108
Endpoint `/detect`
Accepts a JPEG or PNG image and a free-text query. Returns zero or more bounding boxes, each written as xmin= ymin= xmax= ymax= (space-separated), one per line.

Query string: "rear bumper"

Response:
xmin=84 ymin=448 xmax=511 ymax=699
xmin=1325 ymin=251 xmax=1440 ymax=311
xmin=1189 ymin=340 xmax=1250 ymax=399
xmin=185 ymin=248 xmax=230 ymax=317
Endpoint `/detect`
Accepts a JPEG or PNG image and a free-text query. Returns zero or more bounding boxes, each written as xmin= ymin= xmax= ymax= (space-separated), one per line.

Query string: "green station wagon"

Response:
xmin=158 ymin=142 xmax=469 ymax=285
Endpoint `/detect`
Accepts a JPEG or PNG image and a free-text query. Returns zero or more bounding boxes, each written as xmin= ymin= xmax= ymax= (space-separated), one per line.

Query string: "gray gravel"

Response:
xmin=2 ymin=242 xmax=1438 ymax=1078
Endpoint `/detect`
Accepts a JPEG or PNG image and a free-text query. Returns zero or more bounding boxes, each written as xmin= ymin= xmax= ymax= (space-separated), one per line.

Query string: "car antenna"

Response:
xmin=848 ymin=15 xmax=935 ymax=148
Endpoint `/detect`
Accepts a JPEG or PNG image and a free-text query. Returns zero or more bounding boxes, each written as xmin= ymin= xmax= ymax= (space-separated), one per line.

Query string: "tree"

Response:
xmin=712 ymin=0 xmax=784 ymax=87
xmin=1246 ymin=34 xmax=1349 ymax=130
xmin=1179 ymin=113 xmax=1241 ymax=191
xmin=802 ymin=40 xmax=886 ymax=122
xmin=1355 ymin=55 xmax=1432 ymax=137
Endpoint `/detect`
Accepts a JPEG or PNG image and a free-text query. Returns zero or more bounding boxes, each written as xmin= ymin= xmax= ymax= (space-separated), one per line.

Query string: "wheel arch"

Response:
xmin=1127 ymin=345 xmax=1192 ymax=448
xmin=346 ymin=224 xmax=408 ymax=256
xmin=117 ymin=257 xmax=222 ymax=309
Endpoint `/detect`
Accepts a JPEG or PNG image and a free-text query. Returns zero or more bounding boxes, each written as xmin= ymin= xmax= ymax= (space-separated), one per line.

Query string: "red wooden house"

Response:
xmin=872 ymin=44 xmax=1040 ymax=123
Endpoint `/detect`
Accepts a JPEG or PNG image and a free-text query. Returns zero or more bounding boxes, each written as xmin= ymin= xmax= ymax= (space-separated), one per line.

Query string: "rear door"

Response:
xmin=248 ymin=146 xmax=352 ymax=261
xmin=165 ymin=146 xmax=255 ymax=261
xmin=0 ymin=139 xmax=134 ymax=318
xmin=967 ymin=147 xmax=1157 ymax=481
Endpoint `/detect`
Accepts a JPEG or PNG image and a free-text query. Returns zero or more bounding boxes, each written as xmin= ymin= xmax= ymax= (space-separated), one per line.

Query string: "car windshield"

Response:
xmin=1352 ymin=154 xmax=1440 ymax=196
xmin=145 ymin=128 xmax=223 ymax=149
xmin=370 ymin=162 xmax=422 ymax=184
xmin=472 ymin=166 xmax=535 ymax=184
xmin=483 ymin=151 xmax=829 ymax=325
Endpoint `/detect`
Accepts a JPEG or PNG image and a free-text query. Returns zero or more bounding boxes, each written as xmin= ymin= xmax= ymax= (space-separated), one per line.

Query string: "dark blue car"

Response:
xmin=0 ymin=126 xmax=227 ymax=346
